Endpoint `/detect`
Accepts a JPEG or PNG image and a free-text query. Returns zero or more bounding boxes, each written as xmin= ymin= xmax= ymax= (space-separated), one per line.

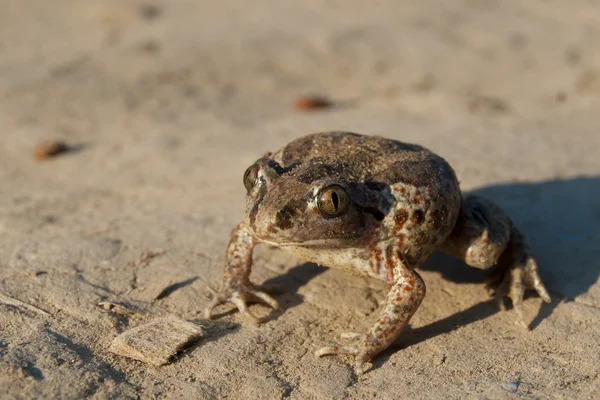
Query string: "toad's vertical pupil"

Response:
xmin=331 ymin=192 xmax=339 ymax=210
xmin=317 ymin=184 xmax=349 ymax=217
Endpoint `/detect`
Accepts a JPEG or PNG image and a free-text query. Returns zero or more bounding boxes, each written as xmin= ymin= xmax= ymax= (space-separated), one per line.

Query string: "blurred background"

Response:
xmin=1 ymin=1 xmax=599 ymax=398
xmin=3 ymin=1 xmax=600 ymax=147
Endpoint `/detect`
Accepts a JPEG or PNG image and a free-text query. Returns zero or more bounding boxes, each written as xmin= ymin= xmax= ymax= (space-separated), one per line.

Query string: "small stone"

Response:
xmin=293 ymin=96 xmax=333 ymax=111
xmin=108 ymin=317 xmax=204 ymax=366
xmin=32 ymin=140 xmax=69 ymax=160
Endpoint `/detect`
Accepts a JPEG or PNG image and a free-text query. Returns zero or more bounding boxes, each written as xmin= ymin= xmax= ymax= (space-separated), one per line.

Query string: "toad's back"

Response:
xmin=274 ymin=131 xmax=459 ymax=195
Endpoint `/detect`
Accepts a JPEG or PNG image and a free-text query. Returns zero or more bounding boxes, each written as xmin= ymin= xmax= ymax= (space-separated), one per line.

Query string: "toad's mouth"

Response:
xmin=255 ymin=237 xmax=357 ymax=249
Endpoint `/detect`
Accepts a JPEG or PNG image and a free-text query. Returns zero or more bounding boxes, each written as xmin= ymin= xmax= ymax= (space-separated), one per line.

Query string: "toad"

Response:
xmin=205 ymin=132 xmax=551 ymax=374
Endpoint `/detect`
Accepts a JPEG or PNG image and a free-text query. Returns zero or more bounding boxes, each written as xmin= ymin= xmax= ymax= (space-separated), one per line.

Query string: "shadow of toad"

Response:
xmin=417 ymin=175 xmax=600 ymax=332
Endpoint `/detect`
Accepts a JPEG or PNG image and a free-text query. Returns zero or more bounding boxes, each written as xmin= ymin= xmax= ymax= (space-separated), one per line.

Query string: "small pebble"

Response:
xmin=32 ymin=140 xmax=69 ymax=160
xmin=294 ymin=96 xmax=333 ymax=111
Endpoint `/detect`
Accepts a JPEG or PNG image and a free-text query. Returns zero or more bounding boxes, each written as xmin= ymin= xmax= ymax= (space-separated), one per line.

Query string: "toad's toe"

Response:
xmin=204 ymin=285 xmax=276 ymax=324
xmin=524 ymin=258 xmax=551 ymax=303
xmin=315 ymin=345 xmax=360 ymax=357
xmin=248 ymin=288 xmax=280 ymax=310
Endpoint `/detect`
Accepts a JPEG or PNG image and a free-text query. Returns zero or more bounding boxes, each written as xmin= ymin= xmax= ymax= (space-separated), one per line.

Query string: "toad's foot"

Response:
xmin=204 ymin=284 xmax=279 ymax=323
xmin=315 ymin=332 xmax=372 ymax=375
xmin=487 ymin=254 xmax=551 ymax=329
xmin=442 ymin=195 xmax=551 ymax=328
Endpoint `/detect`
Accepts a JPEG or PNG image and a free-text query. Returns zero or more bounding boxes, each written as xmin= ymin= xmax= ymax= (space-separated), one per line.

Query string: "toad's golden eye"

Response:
xmin=317 ymin=185 xmax=350 ymax=217
xmin=243 ymin=164 xmax=259 ymax=192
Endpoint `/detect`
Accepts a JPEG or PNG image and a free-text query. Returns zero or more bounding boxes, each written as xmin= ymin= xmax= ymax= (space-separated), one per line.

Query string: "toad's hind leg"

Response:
xmin=441 ymin=195 xmax=551 ymax=327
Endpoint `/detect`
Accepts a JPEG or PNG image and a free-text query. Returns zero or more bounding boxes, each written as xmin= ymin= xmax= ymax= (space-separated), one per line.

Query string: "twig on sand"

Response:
xmin=0 ymin=292 xmax=50 ymax=316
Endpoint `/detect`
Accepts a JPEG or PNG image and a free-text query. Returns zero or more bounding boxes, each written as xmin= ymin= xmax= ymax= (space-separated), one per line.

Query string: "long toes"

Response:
xmin=528 ymin=272 xmax=551 ymax=304
xmin=354 ymin=352 xmax=373 ymax=375
xmin=535 ymin=282 xmax=551 ymax=303
xmin=231 ymin=295 xmax=261 ymax=324
xmin=340 ymin=332 xmax=362 ymax=340
xmin=315 ymin=341 xmax=372 ymax=375
xmin=315 ymin=345 xmax=359 ymax=357
xmin=204 ymin=294 xmax=227 ymax=319
xmin=249 ymin=289 xmax=280 ymax=310
xmin=511 ymin=300 xmax=527 ymax=329
xmin=524 ymin=259 xmax=552 ymax=303
xmin=509 ymin=268 xmax=528 ymax=329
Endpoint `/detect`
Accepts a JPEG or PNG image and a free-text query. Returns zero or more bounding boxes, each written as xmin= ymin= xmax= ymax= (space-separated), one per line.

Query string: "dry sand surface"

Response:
xmin=1 ymin=0 xmax=600 ymax=398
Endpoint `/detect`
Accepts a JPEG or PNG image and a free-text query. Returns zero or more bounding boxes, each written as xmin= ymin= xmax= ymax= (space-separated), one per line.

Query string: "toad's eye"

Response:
xmin=243 ymin=164 xmax=259 ymax=192
xmin=317 ymin=185 xmax=350 ymax=217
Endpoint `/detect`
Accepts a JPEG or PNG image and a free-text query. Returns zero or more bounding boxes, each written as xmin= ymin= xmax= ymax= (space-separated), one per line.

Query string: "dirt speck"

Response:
xmin=294 ymin=96 xmax=333 ymax=111
xmin=33 ymin=140 xmax=70 ymax=160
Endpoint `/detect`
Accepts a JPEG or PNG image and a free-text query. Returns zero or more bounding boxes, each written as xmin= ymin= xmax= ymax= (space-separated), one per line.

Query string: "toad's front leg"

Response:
xmin=316 ymin=262 xmax=425 ymax=375
xmin=204 ymin=222 xmax=279 ymax=323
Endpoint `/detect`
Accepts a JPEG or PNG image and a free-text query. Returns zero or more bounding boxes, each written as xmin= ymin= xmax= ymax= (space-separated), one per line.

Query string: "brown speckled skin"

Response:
xmin=205 ymin=132 xmax=551 ymax=374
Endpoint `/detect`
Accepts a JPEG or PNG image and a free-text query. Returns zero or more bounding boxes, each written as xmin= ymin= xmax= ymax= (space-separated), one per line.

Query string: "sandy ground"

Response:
xmin=1 ymin=0 xmax=600 ymax=398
